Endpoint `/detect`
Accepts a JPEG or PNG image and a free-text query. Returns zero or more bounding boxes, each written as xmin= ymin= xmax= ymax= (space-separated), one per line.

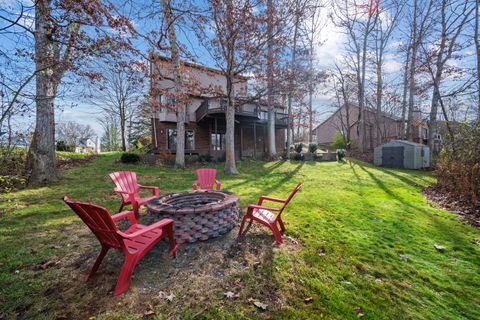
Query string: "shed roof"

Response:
xmin=381 ymin=140 xmax=426 ymax=147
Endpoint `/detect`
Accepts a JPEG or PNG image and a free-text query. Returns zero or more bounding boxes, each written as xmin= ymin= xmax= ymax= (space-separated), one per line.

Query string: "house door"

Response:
xmin=382 ymin=146 xmax=404 ymax=168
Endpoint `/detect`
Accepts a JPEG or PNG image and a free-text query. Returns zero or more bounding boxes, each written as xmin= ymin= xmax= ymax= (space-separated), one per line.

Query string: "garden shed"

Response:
xmin=374 ymin=140 xmax=430 ymax=169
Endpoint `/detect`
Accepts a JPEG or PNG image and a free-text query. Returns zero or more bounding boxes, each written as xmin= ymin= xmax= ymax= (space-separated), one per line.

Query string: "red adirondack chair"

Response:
xmin=238 ymin=182 xmax=302 ymax=244
xmin=64 ymin=196 xmax=178 ymax=296
xmin=109 ymin=171 xmax=159 ymax=216
xmin=192 ymin=168 xmax=221 ymax=191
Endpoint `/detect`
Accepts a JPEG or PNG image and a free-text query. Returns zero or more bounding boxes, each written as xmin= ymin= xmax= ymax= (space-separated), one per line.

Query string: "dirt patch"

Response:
xmin=26 ymin=219 xmax=302 ymax=319
xmin=56 ymin=154 xmax=96 ymax=170
xmin=423 ymin=185 xmax=480 ymax=228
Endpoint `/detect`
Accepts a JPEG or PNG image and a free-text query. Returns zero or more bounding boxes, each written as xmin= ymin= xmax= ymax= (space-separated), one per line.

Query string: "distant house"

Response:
xmin=75 ymin=138 xmax=100 ymax=153
xmin=314 ymin=104 xmax=402 ymax=151
xmin=149 ymin=55 xmax=287 ymax=160
xmin=314 ymin=103 xmax=437 ymax=151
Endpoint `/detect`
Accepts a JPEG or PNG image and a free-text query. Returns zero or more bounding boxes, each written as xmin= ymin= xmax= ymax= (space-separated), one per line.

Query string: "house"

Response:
xmin=74 ymin=137 xmax=100 ymax=153
xmin=314 ymin=103 xmax=402 ymax=151
xmin=149 ymin=55 xmax=287 ymax=160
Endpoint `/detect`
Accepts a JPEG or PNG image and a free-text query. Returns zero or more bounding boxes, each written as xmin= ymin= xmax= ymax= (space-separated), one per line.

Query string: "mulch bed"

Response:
xmin=57 ymin=154 xmax=96 ymax=170
xmin=423 ymin=185 xmax=480 ymax=228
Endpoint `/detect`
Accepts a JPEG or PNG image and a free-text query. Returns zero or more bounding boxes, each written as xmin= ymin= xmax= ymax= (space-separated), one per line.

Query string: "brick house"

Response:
xmin=149 ymin=55 xmax=287 ymax=160
xmin=313 ymin=103 xmax=442 ymax=151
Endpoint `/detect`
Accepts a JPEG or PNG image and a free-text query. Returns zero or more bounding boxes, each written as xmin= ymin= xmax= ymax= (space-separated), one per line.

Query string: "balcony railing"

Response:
xmin=196 ymin=99 xmax=260 ymax=122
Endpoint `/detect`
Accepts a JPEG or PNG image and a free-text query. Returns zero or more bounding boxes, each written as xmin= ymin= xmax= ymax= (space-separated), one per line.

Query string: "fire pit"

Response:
xmin=146 ymin=190 xmax=240 ymax=244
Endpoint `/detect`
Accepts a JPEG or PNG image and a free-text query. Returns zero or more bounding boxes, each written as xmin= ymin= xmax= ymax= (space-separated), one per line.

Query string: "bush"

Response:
xmin=294 ymin=143 xmax=303 ymax=154
xmin=308 ymin=143 xmax=318 ymax=154
xmin=336 ymin=149 xmax=346 ymax=162
xmin=436 ymin=120 xmax=480 ymax=204
xmin=293 ymin=153 xmax=304 ymax=161
xmin=0 ymin=175 xmax=26 ymax=194
xmin=0 ymin=147 xmax=27 ymax=176
xmin=120 ymin=152 xmax=141 ymax=164
xmin=198 ymin=154 xmax=213 ymax=163
xmin=331 ymin=131 xmax=346 ymax=150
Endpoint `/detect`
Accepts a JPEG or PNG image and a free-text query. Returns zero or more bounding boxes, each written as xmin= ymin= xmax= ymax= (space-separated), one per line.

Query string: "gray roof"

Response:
xmin=380 ymin=140 xmax=427 ymax=147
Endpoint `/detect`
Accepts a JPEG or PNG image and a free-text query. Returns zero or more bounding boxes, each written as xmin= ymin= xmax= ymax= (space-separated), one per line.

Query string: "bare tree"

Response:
xmin=90 ymin=60 xmax=144 ymax=152
xmin=57 ymin=121 xmax=95 ymax=150
xmin=423 ymin=0 xmax=474 ymax=153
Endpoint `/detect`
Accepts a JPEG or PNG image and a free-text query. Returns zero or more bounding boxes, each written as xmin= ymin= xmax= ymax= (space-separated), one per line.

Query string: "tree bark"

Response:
xmin=162 ymin=0 xmax=185 ymax=168
xmin=286 ymin=9 xmax=300 ymax=159
xmin=406 ymin=0 xmax=419 ymax=141
xmin=266 ymin=0 xmax=276 ymax=158
xmin=27 ymin=0 xmax=59 ymax=184
xmin=308 ymin=38 xmax=314 ymax=144
xmin=400 ymin=43 xmax=410 ymax=140
xmin=475 ymin=0 xmax=480 ymax=115
xmin=223 ymin=0 xmax=238 ymax=174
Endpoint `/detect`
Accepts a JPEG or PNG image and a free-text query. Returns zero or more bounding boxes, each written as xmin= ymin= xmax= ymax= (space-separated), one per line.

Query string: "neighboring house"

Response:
xmin=149 ymin=55 xmax=287 ymax=160
xmin=314 ymin=103 xmax=403 ymax=151
xmin=314 ymin=103 xmax=442 ymax=151
xmin=75 ymin=138 xmax=100 ymax=153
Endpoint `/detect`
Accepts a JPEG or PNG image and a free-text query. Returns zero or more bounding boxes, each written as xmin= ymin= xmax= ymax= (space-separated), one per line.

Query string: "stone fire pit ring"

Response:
xmin=146 ymin=190 xmax=240 ymax=244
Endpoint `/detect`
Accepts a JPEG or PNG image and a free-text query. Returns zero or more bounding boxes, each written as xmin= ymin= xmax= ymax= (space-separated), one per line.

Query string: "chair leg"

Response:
xmin=278 ymin=218 xmax=286 ymax=232
xmin=165 ymin=223 xmax=178 ymax=257
xmin=270 ymin=224 xmax=283 ymax=244
xmin=238 ymin=214 xmax=249 ymax=237
xmin=114 ymin=255 xmax=138 ymax=296
xmin=85 ymin=246 xmax=109 ymax=282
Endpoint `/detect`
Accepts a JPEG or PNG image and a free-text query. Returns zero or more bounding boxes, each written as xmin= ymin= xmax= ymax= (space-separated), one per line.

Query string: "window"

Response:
xmin=167 ymin=129 xmax=195 ymax=150
xmin=434 ymin=133 xmax=442 ymax=141
xmin=260 ymin=111 xmax=268 ymax=120
xmin=159 ymin=95 xmax=166 ymax=103
xmin=211 ymin=133 xmax=225 ymax=150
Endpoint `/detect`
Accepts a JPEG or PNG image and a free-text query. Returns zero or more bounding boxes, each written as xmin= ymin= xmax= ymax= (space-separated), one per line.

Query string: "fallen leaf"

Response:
xmin=142 ymin=310 xmax=155 ymax=318
xmin=354 ymin=306 xmax=365 ymax=317
xmin=317 ymin=249 xmax=326 ymax=256
xmin=165 ymin=292 xmax=175 ymax=302
xmin=248 ymin=298 xmax=268 ymax=311
xmin=399 ymin=254 xmax=409 ymax=262
xmin=224 ymin=291 xmax=237 ymax=299
xmin=434 ymin=244 xmax=446 ymax=252
xmin=304 ymin=296 xmax=313 ymax=303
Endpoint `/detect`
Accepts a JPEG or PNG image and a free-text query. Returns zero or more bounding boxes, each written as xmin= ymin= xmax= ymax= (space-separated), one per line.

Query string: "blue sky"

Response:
xmin=1 ymin=0 xmax=477 ymax=138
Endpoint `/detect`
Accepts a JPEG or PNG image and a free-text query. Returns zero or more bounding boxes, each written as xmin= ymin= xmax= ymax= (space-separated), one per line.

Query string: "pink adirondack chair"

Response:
xmin=238 ymin=182 xmax=302 ymax=244
xmin=64 ymin=196 xmax=178 ymax=296
xmin=109 ymin=171 xmax=159 ymax=216
xmin=192 ymin=168 xmax=221 ymax=191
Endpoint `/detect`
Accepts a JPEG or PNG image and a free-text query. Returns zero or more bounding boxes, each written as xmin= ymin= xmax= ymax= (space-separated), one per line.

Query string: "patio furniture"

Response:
xmin=109 ymin=171 xmax=159 ymax=216
xmin=238 ymin=182 xmax=302 ymax=244
xmin=192 ymin=168 xmax=221 ymax=191
xmin=64 ymin=196 xmax=178 ymax=296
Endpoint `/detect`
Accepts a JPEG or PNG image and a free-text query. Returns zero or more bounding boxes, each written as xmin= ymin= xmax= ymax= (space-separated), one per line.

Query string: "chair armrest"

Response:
xmin=248 ymin=204 xmax=282 ymax=211
xmin=112 ymin=210 xmax=137 ymax=225
xmin=215 ymin=180 xmax=221 ymax=190
xmin=139 ymin=185 xmax=159 ymax=196
xmin=257 ymin=196 xmax=286 ymax=205
xmin=120 ymin=219 xmax=174 ymax=239
xmin=192 ymin=181 xmax=199 ymax=190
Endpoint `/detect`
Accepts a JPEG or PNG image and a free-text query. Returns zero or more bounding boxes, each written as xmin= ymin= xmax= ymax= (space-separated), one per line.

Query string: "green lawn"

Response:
xmin=1 ymin=153 xmax=479 ymax=319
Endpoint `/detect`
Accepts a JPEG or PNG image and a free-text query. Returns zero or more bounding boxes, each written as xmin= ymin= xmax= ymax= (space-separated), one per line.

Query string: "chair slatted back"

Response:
xmin=109 ymin=171 xmax=139 ymax=202
xmin=64 ymin=197 xmax=124 ymax=250
xmin=275 ymin=182 xmax=302 ymax=220
xmin=196 ymin=168 xmax=218 ymax=190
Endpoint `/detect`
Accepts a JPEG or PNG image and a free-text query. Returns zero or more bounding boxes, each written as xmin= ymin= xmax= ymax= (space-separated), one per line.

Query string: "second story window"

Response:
xmin=260 ymin=111 xmax=268 ymax=120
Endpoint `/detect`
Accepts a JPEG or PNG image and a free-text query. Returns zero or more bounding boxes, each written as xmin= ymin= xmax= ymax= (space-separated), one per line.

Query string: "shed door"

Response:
xmin=382 ymin=146 xmax=404 ymax=168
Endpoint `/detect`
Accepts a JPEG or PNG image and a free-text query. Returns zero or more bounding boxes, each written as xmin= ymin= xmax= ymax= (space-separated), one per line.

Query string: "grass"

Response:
xmin=1 ymin=153 xmax=479 ymax=319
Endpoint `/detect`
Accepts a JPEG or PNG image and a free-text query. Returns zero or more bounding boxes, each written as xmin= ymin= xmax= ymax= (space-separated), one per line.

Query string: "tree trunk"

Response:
xmin=375 ymin=41 xmax=383 ymax=145
xmin=400 ymin=44 xmax=410 ymax=140
xmin=120 ymin=108 xmax=127 ymax=151
xmin=286 ymin=10 xmax=300 ymax=159
xmin=223 ymin=0 xmax=238 ymax=175
xmin=406 ymin=0 xmax=418 ymax=141
xmin=308 ymin=39 xmax=314 ymax=144
xmin=476 ymin=0 xmax=480 ymax=115
xmin=162 ymin=0 xmax=185 ymax=168
xmin=266 ymin=0 xmax=276 ymax=158
xmin=224 ymin=75 xmax=238 ymax=174
xmin=27 ymin=0 xmax=59 ymax=184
